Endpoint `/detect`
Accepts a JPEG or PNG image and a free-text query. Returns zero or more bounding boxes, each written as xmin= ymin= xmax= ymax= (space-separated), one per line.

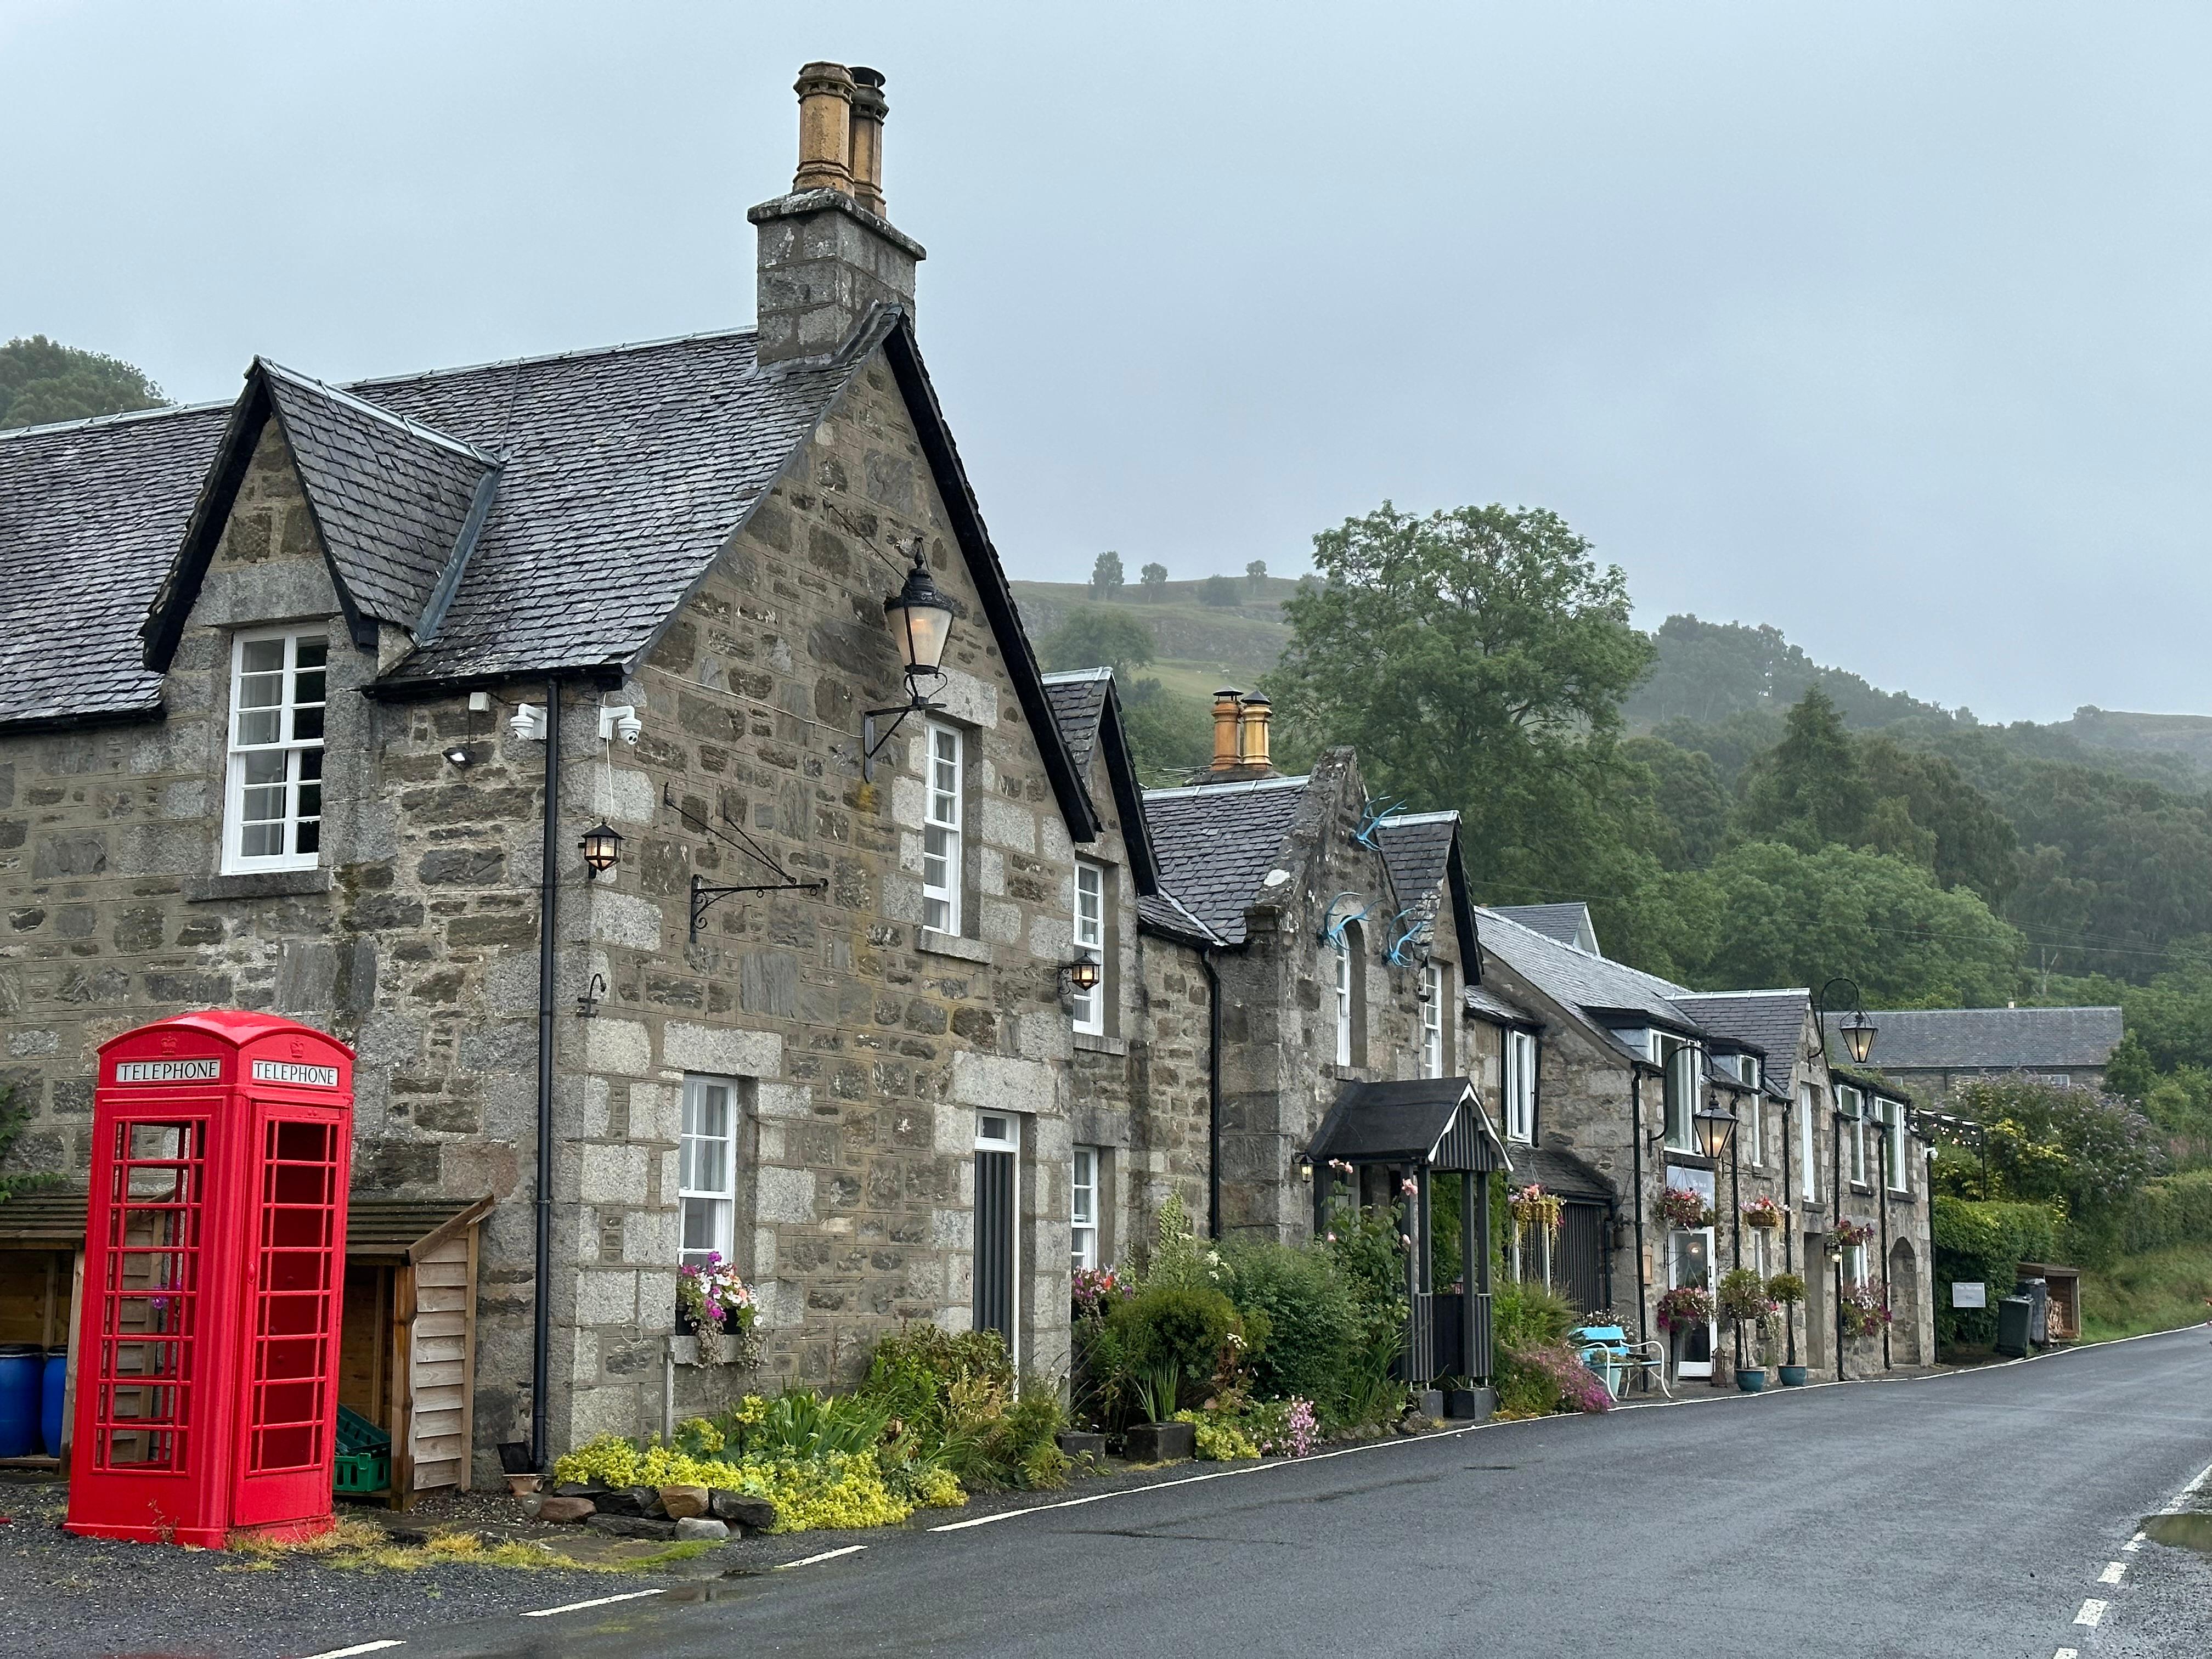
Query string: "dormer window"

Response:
xmin=223 ymin=628 xmax=326 ymax=873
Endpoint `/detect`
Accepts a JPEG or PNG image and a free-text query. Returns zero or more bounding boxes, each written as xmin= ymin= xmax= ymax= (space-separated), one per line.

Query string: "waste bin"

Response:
xmin=41 ymin=1348 xmax=67 ymax=1458
xmin=1995 ymin=1295 xmax=2035 ymax=1358
xmin=2016 ymin=1278 xmax=2050 ymax=1349
xmin=0 ymin=1343 xmax=43 ymax=1457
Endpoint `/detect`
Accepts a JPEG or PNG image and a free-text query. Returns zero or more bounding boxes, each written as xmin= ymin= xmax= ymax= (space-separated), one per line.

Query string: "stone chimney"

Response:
xmin=1196 ymin=689 xmax=1277 ymax=783
xmin=749 ymin=61 xmax=926 ymax=366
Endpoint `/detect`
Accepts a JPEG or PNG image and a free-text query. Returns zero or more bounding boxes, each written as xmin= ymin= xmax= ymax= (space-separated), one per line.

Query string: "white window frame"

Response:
xmin=222 ymin=627 xmax=329 ymax=874
xmin=679 ymin=1075 xmax=739 ymax=1272
xmin=1880 ymin=1098 xmax=1910 ymax=1193
xmin=977 ymin=1110 xmax=1022 ymax=1357
xmin=1741 ymin=1086 xmax=1763 ymax=1166
xmin=1843 ymin=1087 xmax=1867 ymax=1185
xmin=1070 ymin=1145 xmax=1100 ymax=1271
xmin=1505 ymin=1029 xmax=1536 ymax=1144
xmin=1071 ymin=861 xmax=1107 ymax=1036
xmin=1798 ymin=1085 xmax=1819 ymax=1201
xmin=922 ymin=722 xmax=963 ymax=935
xmin=1660 ymin=1035 xmax=1700 ymax=1152
xmin=1845 ymin=1242 xmax=1868 ymax=1288
xmin=1333 ymin=939 xmax=1352 ymax=1067
xmin=1419 ymin=965 xmax=1443 ymax=1078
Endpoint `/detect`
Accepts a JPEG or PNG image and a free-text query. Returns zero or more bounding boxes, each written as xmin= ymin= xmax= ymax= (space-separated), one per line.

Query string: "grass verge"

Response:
xmin=221 ymin=1517 xmax=673 ymax=1574
xmin=2080 ymin=1243 xmax=2212 ymax=1341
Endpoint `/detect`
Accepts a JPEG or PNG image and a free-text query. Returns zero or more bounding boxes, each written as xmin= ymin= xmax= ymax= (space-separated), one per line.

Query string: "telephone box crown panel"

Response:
xmin=67 ymin=1011 xmax=356 ymax=1548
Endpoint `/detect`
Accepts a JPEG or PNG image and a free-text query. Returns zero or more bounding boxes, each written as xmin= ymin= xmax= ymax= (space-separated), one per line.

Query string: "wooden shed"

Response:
xmin=0 ymin=1189 xmax=490 ymax=1503
xmin=2019 ymin=1261 xmax=2083 ymax=1344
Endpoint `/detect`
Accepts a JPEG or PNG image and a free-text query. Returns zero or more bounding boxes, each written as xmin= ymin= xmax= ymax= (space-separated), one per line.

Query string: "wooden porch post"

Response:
xmin=1459 ymin=1172 xmax=1479 ymax=1379
xmin=1473 ymin=1171 xmax=1495 ymax=1383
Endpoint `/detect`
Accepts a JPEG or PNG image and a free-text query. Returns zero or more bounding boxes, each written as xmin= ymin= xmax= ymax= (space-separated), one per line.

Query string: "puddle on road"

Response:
xmin=2141 ymin=1513 xmax=2212 ymax=1554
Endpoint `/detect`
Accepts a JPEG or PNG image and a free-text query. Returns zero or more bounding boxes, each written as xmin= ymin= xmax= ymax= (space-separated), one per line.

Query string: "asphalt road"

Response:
xmin=345 ymin=1329 xmax=2212 ymax=1659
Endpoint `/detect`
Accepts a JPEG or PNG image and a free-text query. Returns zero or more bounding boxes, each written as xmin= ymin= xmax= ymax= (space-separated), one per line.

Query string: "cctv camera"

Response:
xmin=616 ymin=713 xmax=644 ymax=746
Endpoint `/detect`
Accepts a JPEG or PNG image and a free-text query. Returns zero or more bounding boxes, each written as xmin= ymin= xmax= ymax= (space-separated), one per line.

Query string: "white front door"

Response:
xmin=1669 ymin=1227 xmax=1717 ymax=1378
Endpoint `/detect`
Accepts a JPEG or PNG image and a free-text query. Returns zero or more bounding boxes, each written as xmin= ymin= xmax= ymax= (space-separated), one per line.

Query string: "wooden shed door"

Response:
xmin=405 ymin=1235 xmax=472 ymax=1493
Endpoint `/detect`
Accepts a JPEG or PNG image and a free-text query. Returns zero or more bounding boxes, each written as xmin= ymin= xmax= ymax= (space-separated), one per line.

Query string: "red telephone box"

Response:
xmin=66 ymin=1011 xmax=354 ymax=1547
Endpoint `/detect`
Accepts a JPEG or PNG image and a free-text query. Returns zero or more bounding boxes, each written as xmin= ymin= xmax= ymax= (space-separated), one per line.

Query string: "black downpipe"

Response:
xmin=532 ymin=679 xmax=561 ymax=1470
xmin=1202 ymin=950 xmax=1222 ymax=1239
xmin=1630 ymin=1068 xmax=1648 ymax=1390
xmin=1878 ymin=1117 xmax=1893 ymax=1371
xmin=1730 ymin=1127 xmax=1743 ymax=1372
xmin=1832 ymin=1108 xmax=1846 ymax=1383
xmin=1782 ymin=1087 xmax=1798 ymax=1367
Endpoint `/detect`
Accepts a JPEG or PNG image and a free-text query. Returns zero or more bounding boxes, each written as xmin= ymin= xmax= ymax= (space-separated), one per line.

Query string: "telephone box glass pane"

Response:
xmin=246 ymin=1116 xmax=341 ymax=1474
xmin=92 ymin=1118 xmax=206 ymax=1474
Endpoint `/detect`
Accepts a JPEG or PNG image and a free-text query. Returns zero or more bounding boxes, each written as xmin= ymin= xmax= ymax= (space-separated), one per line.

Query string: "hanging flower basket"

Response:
xmin=1841 ymin=1279 xmax=1893 ymax=1339
xmin=1740 ymin=1195 xmax=1785 ymax=1230
xmin=1656 ymin=1285 xmax=1716 ymax=1333
xmin=1824 ymin=1218 xmax=1874 ymax=1255
xmin=1507 ymin=1182 xmax=1565 ymax=1241
xmin=1655 ymin=1187 xmax=1714 ymax=1230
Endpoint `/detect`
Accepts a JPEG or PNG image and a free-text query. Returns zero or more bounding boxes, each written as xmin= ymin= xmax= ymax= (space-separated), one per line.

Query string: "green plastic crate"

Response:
xmin=335 ymin=1404 xmax=391 ymax=1495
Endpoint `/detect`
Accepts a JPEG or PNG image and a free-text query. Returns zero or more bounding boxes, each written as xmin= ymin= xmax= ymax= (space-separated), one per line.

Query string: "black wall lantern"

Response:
xmin=579 ymin=821 xmax=624 ymax=878
xmin=1060 ymin=957 xmax=1103 ymax=996
xmin=1814 ymin=977 xmax=1878 ymax=1068
xmin=1692 ymin=1098 xmax=1739 ymax=1160
xmin=863 ymin=541 xmax=967 ymax=781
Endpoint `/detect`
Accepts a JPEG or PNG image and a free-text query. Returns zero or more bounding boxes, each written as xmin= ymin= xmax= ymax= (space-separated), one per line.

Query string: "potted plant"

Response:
xmin=1656 ymin=1187 xmax=1713 ymax=1229
xmin=676 ymin=1254 xmax=761 ymax=1368
xmin=1825 ymin=1217 xmax=1874 ymax=1256
xmin=1440 ymin=1375 xmax=1494 ymax=1423
xmin=1841 ymin=1279 xmax=1893 ymax=1341
xmin=1717 ymin=1268 xmax=1774 ymax=1391
xmin=1740 ymin=1195 xmax=1784 ymax=1230
xmin=1765 ymin=1272 xmax=1808 ymax=1385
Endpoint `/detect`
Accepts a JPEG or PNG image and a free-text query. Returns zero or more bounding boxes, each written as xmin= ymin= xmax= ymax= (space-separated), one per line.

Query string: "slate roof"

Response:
xmin=1475 ymin=906 xmax=1697 ymax=1042
xmin=1467 ymin=982 xmax=1537 ymax=1025
xmin=1141 ymin=774 xmax=1309 ymax=946
xmin=1135 ymin=890 xmax=1225 ymax=947
xmin=1520 ymin=1144 xmax=1613 ymax=1202
xmin=1374 ymin=811 xmax=1457 ymax=941
xmin=0 ymin=400 xmax=232 ymax=726
xmin=1672 ymin=989 xmax=1808 ymax=1098
xmin=1827 ymin=1006 xmax=2125 ymax=1071
xmin=1041 ymin=669 xmax=1111 ymax=777
xmin=261 ymin=364 xmax=496 ymax=633
xmin=1491 ymin=902 xmax=1600 ymax=954
xmin=1307 ymin=1078 xmax=1510 ymax=1172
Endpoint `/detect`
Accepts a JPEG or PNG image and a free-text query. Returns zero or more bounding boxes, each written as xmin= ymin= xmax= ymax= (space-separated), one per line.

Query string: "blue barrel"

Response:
xmin=41 ymin=1349 xmax=68 ymax=1457
xmin=0 ymin=1344 xmax=42 ymax=1457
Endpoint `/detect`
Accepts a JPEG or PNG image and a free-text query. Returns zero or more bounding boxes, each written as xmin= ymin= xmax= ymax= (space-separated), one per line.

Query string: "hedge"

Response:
xmin=1930 ymin=1197 xmax=2062 ymax=1347
xmin=2114 ymin=1171 xmax=2212 ymax=1257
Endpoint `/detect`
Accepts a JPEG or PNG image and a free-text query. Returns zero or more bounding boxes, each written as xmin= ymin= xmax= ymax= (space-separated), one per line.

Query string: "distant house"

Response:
xmin=1824 ymin=1007 xmax=2125 ymax=1097
xmin=1489 ymin=902 xmax=1602 ymax=956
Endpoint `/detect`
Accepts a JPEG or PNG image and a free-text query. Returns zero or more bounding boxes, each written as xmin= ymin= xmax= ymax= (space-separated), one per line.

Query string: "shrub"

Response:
xmin=1223 ymin=1240 xmax=1362 ymax=1415
xmin=953 ymin=1378 xmax=1070 ymax=1492
xmin=1105 ymin=1283 xmax=1246 ymax=1417
xmin=551 ymin=1435 xmax=917 ymax=1533
xmin=1717 ymin=1268 xmax=1773 ymax=1327
xmin=1174 ymin=1407 xmax=1262 ymax=1460
xmin=1494 ymin=1343 xmax=1611 ymax=1419
xmin=858 ymin=1325 xmax=1014 ymax=1442
xmin=1931 ymin=1195 xmax=2064 ymax=1346
xmin=1493 ymin=1280 xmax=1576 ymax=1350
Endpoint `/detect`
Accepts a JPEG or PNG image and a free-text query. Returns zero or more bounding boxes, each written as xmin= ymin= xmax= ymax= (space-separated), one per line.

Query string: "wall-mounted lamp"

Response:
xmin=1295 ymin=1153 xmax=1314 ymax=1184
xmin=1692 ymin=1098 xmax=1739 ymax=1159
xmin=443 ymin=744 xmax=475 ymax=768
xmin=579 ymin=822 xmax=624 ymax=878
xmin=1814 ymin=977 xmax=1878 ymax=1067
xmin=1060 ymin=957 xmax=1103 ymax=995
xmin=862 ymin=541 xmax=966 ymax=781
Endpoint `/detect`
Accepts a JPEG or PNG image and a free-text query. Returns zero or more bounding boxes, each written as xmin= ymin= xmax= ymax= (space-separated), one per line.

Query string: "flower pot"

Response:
xmin=1411 ymin=1389 xmax=1444 ymax=1421
xmin=1778 ymin=1364 xmax=1808 ymax=1387
xmin=1735 ymin=1368 xmax=1768 ymax=1393
xmin=1745 ymin=1212 xmax=1781 ymax=1230
xmin=505 ymin=1472 xmax=542 ymax=1497
xmin=1442 ymin=1386 xmax=1494 ymax=1422
xmin=1122 ymin=1421 xmax=1197 ymax=1463
xmin=674 ymin=1305 xmax=729 ymax=1337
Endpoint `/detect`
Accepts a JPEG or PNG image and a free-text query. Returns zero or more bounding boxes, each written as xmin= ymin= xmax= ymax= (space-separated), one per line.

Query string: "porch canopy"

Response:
xmin=1305 ymin=1078 xmax=1511 ymax=1389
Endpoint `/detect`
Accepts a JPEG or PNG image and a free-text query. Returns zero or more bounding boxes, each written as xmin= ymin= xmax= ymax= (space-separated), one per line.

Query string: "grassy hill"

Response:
xmin=1009 ymin=578 xmax=1295 ymax=699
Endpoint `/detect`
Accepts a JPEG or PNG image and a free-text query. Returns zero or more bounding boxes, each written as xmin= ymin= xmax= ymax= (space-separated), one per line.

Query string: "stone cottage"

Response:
xmin=1477 ymin=906 xmax=1936 ymax=1381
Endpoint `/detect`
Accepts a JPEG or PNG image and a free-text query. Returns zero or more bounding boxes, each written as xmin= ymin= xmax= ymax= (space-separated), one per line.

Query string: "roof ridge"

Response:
xmin=261 ymin=359 xmax=497 ymax=466
xmin=0 ymin=396 xmax=231 ymax=443
xmin=1677 ymin=988 xmax=1810 ymax=1000
xmin=1380 ymin=809 xmax=1460 ymax=826
xmin=343 ymin=323 xmax=760 ymax=394
xmin=1042 ymin=666 xmax=1115 ymax=683
xmin=1144 ymin=773 xmax=1310 ymax=802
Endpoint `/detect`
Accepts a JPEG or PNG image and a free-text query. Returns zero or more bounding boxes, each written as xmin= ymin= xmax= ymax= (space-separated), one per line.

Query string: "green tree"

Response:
xmin=1199 ymin=574 xmax=1240 ymax=607
xmin=2103 ymin=1031 xmax=2158 ymax=1102
xmin=1623 ymin=736 xmax=1731 ymax=871
xmin=1245 ymin=560 xmax=1267 ymax=593
xmin=1090 ymin=551 xmax=1125 ymax=601
xmin=1736 ymin=687 xmax=1873 ymax=849
xmin=1039 ymin=606 xmax=1155 ymax=677
xmin=0 ymin=336 xmax=167 ymax=429
xmin=1121 ymin=682 xmax=1215 ymax=781
xmin=1266 ymin=502 xmax=1656 ymax=910
xmin=1138 ymin=562 xmax=1168 ymax=600
xmin=1685 ymin=839 xmax=2023 ymax=1006
xmin=1857 ymin=735 xmax=2017 ymax=905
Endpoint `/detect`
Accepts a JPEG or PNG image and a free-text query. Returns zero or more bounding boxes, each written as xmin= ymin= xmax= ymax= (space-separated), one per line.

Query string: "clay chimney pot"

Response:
xmin=848 ymin=66 xmax=888 ymax=217
xmin=792 ymin=61 xmax=857 ymax=195
xmin=1210 ymin=689 xmax=1244 ymax=772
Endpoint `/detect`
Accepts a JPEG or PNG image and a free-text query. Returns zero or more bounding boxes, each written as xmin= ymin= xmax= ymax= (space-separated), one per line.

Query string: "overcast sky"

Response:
xmin=8 ymin=3 xmax=2209 ymax=724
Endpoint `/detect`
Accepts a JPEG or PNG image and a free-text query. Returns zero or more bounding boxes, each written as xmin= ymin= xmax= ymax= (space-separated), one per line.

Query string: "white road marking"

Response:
xmin=2124 ymin=1532 xmax=2146 ymax=1552
xmin=2075 ymin=1599 xmax=2108 ymax=1628
xmin=2098 ymin=1561 xmax=2126 ymax=1584
xmin=295 ymin=1645 xmax=405 ymax=1659
xmin=2055 ymin=1648 xmax=2079 ymax=1657
xmin=777 ymin=1544 xmax=867 ymax=1568
xmin=520 ymin=1589 xmax=666 ymax=1618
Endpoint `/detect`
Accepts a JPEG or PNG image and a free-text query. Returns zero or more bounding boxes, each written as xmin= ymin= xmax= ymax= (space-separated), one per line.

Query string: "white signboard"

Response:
xmin=1951 ymin=1281 xmax=1988 ymax=1309
xmin=251 ymin=1059 xmax=340 ymax=1089
xmin=113 ymin=1058 xmax=221 ymax=1084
